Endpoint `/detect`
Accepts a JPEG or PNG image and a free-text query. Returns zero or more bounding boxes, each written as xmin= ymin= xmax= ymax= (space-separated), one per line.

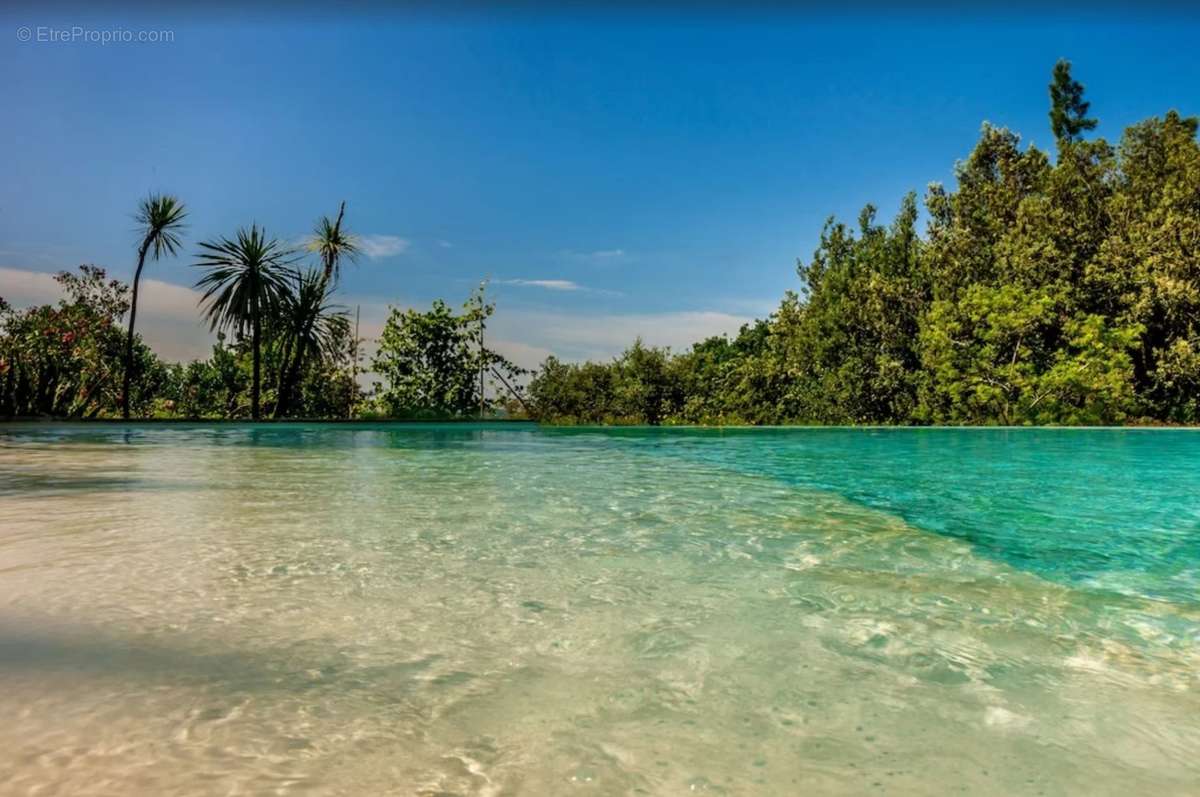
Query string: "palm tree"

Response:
xmin=273 ymin=269 xmax=349 ymax=418
xmin=123 ymin=194 xmax=186 ymax=419
xmin=307 ymin=201 xmax=360 ymax=285
xmin=193 ymin=226 xmax=295 ymax=420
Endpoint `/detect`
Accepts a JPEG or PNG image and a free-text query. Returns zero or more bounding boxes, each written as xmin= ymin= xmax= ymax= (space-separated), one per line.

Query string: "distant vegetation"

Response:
xmin=2 ymin=61 xmax=1198 ymax=424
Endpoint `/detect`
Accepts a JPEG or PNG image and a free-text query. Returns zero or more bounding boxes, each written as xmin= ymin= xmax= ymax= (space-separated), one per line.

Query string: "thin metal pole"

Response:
xmin=350 ymin=304 xmax=360 ymax=420
xmin=478 ymin=282 xmax=486 ymax=420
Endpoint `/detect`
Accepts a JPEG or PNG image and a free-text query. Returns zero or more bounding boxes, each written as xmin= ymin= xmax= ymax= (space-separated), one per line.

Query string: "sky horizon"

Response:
xmin=3 ymin=5 xmax=1199 ymax=369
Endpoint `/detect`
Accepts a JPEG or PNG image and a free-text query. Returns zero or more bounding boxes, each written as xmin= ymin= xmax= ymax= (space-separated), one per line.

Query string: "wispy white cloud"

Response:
xmin=357 ymin=234 xmax=410 ymax=259
xmin=437 ymin=240 xmax=453 ymax=249
xmin=562 ymin=248 xmax=626 ymax=260
xmin=495 ymin=278 xmax=623 ymax=296
xmin=497 ymin=278 xmax=584 ymax=291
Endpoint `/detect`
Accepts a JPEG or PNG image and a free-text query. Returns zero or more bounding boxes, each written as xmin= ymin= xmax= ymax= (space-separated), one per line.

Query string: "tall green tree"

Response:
xmin=122 ymin=194 xmax=186 ymax=419
xmin=1091 ymin=111 xmax=1200 ymax=419
xmin=1049 ymin=59 xmax=1098 ymax=144
xmin=193 ymin=226 xmax=295 ymax=420
xmin=786 ymin=195 xmax=928 ymax=423
xmin=916 ymin=105 xmax=1138 ymax=425
xmin=370 ymin=289 xmax=525 ymax=418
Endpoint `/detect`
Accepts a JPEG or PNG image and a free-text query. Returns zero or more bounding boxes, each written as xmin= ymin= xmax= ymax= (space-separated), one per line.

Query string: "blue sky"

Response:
xmin=2 ymin=6 xmax=1199 ymax=365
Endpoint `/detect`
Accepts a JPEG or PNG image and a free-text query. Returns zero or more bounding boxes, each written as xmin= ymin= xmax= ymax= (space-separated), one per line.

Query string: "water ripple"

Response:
xmin=1 ymin=423 xmax=1198 ymax=795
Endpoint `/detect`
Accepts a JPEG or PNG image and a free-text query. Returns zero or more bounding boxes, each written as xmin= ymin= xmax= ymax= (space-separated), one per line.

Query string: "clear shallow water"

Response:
xmin=0 ymin=424 xmax=1197 ymax=796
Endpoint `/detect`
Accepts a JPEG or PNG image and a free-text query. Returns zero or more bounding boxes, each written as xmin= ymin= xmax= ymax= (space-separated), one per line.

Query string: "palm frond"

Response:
xmin=136 ymin=194 xmax=188 ymax=260
xmin=192 ymin=225 xmax=298 ymax=333
xmin=283 ymin=268 xmax=349 ymax=365
xmin=305 ymin=200 xmax=360 ymax=283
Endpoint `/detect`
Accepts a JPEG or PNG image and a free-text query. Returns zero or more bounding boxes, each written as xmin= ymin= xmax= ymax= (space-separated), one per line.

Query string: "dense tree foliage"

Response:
xmin=1 ymin=267 xmax=165 ymax=418
xmin=369 ymin=290 xmax=528 ymax=418
xmin=160 ymin=324 xmax=360 ymax=420
xmin=531 ymin=64 xmax=1200 ymax=426
xmin=1 ymin=264 xmax=363 ymax=421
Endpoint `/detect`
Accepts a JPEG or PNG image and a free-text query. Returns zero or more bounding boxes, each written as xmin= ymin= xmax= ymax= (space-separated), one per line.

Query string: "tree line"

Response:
xmin=2 ymin=199 xmax=364 ymax=420
xmin=530 ymin=61 xmax=1200 ymax=425
xmin=2 ymin=61 xmax=1198 ymax=424
xmin=0 ymin=201 xmax=524 ymax=421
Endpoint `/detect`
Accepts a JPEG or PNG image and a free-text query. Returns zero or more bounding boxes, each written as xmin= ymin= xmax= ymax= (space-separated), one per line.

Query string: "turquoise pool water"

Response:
xmin=1 ymin=424 xmax=1197 ymax=795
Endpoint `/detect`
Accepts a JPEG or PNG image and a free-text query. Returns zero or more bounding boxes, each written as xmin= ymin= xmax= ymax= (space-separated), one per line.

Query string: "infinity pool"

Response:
xmin=1 ymin=424 xmax=1197 ymax=795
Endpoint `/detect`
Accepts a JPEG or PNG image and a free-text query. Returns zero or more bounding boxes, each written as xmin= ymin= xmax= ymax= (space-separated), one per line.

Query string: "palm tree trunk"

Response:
xmin=324 ymin=202 xmax=346 ymax=282
xmin=273 ymin=336 xmax=293 ymax=419
xmin=252 ymin=311 xmax=262 ymax=420
xmin=282 ymin=339 xmax=306 ymax=418
xmin=122 ymin=240 xmax=150 ymax=420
